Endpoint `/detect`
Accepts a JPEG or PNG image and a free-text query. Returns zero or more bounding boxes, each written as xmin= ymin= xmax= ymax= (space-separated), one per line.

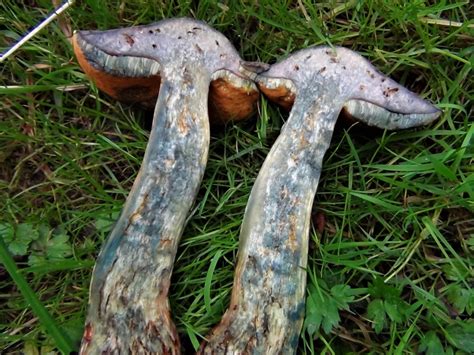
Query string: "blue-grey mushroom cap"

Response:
xmin=256 ymin=46 xmax=441 ymax=129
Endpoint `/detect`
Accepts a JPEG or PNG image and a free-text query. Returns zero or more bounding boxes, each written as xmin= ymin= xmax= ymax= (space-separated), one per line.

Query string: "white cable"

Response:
xmin=0 ymin=0 xmax=75 ymax=63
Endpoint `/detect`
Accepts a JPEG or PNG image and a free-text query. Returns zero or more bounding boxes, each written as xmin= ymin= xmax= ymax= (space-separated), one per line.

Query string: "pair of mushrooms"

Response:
xmin=73 ymin=18 xmax=440 ymax=354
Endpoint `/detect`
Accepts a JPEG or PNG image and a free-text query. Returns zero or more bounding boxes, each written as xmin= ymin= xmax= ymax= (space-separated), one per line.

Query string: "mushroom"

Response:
xmin=200 ymin=46 xmax=441 ymax=354
xmin=73 ymin=18 xmax=259 ymax=354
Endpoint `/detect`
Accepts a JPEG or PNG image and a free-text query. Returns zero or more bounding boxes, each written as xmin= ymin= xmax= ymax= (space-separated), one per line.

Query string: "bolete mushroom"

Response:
xmin=73 ymin=18 xmax=259 ymax=354
xmin=200 ymin=46 xmax=441 ymax=354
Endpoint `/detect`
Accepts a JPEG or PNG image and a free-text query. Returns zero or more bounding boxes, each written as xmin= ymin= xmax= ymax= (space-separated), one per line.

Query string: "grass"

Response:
xmin=0 ymin=0 xmax=473 ymax=353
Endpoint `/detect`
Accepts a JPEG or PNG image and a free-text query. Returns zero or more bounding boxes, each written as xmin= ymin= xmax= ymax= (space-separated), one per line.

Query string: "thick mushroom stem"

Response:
xmin=199 ymin=98 xmax=340 ymax=354
xmin=81 ymin=65 xmax=210 ymax=354
xmin=202 ymin=99 xmax=339 ymax=354
xmin=74 ymin=18 xmax=260 ymax=354
xmin=200 ymin=46 xmax=441 ymax=354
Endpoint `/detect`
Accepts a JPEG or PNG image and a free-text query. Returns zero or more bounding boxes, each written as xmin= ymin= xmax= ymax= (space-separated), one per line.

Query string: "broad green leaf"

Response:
xmin=305 ymin=283 xmax=346 ymax=335
xmin=445 ymin=321 xmax=474 ymax=353
xmin=442 ymin=261 xmax=471 ymax=282
xmin=37 ymin=224 xmax=51 ymax=243
xmin=331 ymin=284 xmax=354 ymax=310
xmin=8 ymin=223 xmax=40 ymax=256
xmin=16 ymin=223 xmax=40 ymax=241
xmin=321 ymin=299 xmax=340 ymax=334
xmin=47 ymin=233 xmax=72 ymax=260
xmin=28 ymin=225 xmax=72 ymax=266
xmin=304 ymin=308 xmax=322 ymax=336
xmin=419 ymin=330 xmax=444 ymax=355
xmin=305 ymin=287 xmax=323 ymax=335
xmin=367 ymin=299 xmax=386 ymax=334
xmin=468 ymin=290 xmax=474 ymax=315
xmin=95 ymin=211 xmax=120 ymax=233
xmin=446 ymin=285 xmax=470 ymax=314
xmin=0 ymin=223 xmax=14 ymax=243
xmin=384 ymin=300 xmax=403 ymax=323
xmin=8 ymin=240 xmax=29 ymax=256
xmin=28 ymin=255 xmax=44 ymax=266
xmin=368 ymin=277 xmax=401 ymax=303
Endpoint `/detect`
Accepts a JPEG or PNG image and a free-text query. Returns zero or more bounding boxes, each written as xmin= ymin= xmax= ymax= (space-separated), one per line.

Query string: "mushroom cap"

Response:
xmin=256 ymin=46 xmax=441 ymax=129
xmin=73 ymin=18 xmax=259 ymax=122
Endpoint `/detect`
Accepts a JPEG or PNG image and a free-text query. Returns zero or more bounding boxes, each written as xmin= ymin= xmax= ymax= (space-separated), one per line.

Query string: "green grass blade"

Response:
xmin=0 ymin=237 xmax=74 ymax=353
xmin=204 ymin=249 xmax=223 ymax=315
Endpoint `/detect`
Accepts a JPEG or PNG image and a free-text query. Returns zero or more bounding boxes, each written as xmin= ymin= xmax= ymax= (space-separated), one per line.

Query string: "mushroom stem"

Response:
xmin=74 ymin=18 xmax=260 ymax=353
xmin=81 ymin=64 xmax=210 ymax=354
xmin=199 ymin=97 xmax=339 ymax=354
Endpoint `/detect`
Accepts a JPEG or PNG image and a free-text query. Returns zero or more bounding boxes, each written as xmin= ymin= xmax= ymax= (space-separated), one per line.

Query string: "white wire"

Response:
xmin=0 ymin=0 xmax=75 ymax=63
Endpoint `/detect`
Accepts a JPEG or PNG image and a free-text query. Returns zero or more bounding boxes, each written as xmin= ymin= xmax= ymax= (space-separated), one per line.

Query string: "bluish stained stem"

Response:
xmin=81 ymin=64 xmax=210 ymax=354
xmin=200 ymin=96 xmax=340 ymax=354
